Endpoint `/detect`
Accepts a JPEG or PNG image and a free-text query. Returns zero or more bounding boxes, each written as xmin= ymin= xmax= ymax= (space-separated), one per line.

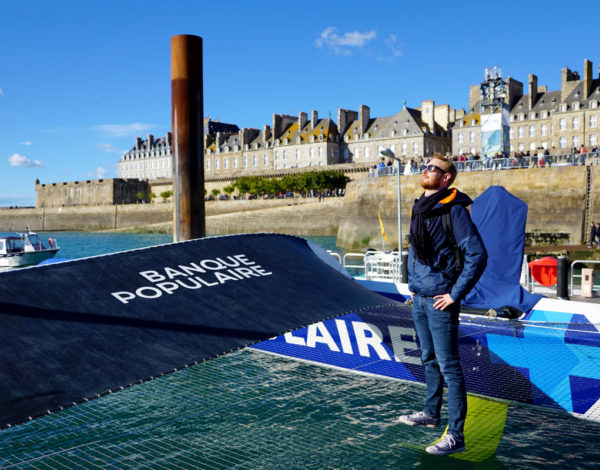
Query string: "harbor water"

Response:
xmin=1 ymin=232 xmax=599 ymax=469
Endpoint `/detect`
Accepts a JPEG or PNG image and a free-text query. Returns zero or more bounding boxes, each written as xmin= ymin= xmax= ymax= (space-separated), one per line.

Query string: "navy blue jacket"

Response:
xmin=408 ymin=188 xmax=487 ymax=302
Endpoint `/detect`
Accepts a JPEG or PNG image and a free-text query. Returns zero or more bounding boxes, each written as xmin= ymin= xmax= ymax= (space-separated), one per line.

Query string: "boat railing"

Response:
xmin=342 ymin=252 xmax=367 ymax=276
xmin=339 ymin=251 xmax=402 ymax=282
xmin=327 ymin=250 xmax=342 ymax=264
xmin=570 ymin=260 xmax=600 ymax=296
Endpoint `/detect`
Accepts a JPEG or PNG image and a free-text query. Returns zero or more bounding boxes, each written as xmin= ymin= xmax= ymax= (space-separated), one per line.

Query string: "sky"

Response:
xmin=1 ymin=0 xmax=599 ymax=206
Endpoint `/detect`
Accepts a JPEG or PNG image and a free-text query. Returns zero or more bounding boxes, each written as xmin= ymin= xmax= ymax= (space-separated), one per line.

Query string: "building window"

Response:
xmin=253 ymin=155 xmax=258 ymax=167
xmin=470 ymin=119 xmax=476 ymax=126
xmin=590 ymin=115 xmax=597 ymax=128
xmin=559 ymin=137 xmax=567 ymax=148
xmin=529 ymin=142 xmax=536 ymax=151
xmin=591 ymin=101 xmax=597 ymax=109
xmin=469 ymin=131 xmax=475 ymax=142
xmin=542 ymin=141 xmax=548 ymax=149
xmin=354 ymin=147 xmax=360 ymax=159
xmin=573 ymin=135 xmax=580 ymax=147
xmin=224 ymin=158 xmax=229 ymax=169
xmin=318 ymin=147 xmax=323 ymax=157
xmin=590 ymin=134 xmax=597 ymax=146
xmin=561 ymin=104 xmax=567 ymax=112
xmin=263 ymin=154 xmax=268 ymax=166
xmin=518 ymin=127 xmax=524 ymax=138
xmin=518 ymin=143 xmax=524 ymax=151
xmin=413 ymin=143 xmax=418 ymax=153
xmin=529 ymin=125 xmax=535 ymax=137
xmin=509 ymin=128 xmax=514 ymax=139
xmin=573 ymin=102 xmax=580 ymax=111
xmin=529 ymin=112 xmax=535 ymax=119
xmin=215 ymin=158 xmax=220 ymax=170
xmin=243 ymin=156 xmax=248 ymax=168
xmin=233 ymin=157 xmax=238 ymax=169
xmin=541 ymin=124 xmax=548 ymax=136
xmin=519 ymin=114 xmax=524 ymax=121
xmin=401 ymin=143 xmax=407 ymax=155
xmin=365 ymin=147 xmax=370 ymax=158
xmin=275 ymin=151 xmax=279 ymax=161
xmin=541 ymin=111 xmax=548 ymax=119
xmin=283 ymin=150 xmax=287 ymax=160
xmin=559 ymin=119 xmax=566 ymax=131
xmin=573 ymin=117 xmax=580 ymax=130
xmin=457 ymin=132 xmax=464 ymax=144
xmin=206 ymin=159 xmax=211 ymax=170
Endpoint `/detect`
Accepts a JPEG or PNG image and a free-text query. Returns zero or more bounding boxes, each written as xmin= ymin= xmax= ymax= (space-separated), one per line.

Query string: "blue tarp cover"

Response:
xmin=464 ymin=186 xmax=543 ymax=313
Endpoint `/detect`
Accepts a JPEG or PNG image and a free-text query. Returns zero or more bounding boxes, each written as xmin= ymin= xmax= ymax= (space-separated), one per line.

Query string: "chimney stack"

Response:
xmin=135 ymin=137 xmax=142 ymax=150
xmin=298 ymin=111 xmax=307 ymax=131
xmin=528 ymin=74 xmax=538 ymax=108
xmin=421 ymin=100 xmax=434 ymax=132
xmin=263 ymin=125 xmax=271 ymax=143
xmin=584 ymin=59 xmax=593 ymax=100
xmin=359 ymin=105 xmax=370 ymax=135
xmin=311 ymin=110 xmax=318 ymax=129
xmin=272 ymin=114 xmax=282 ymax=139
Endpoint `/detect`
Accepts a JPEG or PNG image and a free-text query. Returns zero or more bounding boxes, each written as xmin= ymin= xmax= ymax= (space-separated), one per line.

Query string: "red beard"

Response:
xmin=420 ymin=176 xmax=442 ymax=190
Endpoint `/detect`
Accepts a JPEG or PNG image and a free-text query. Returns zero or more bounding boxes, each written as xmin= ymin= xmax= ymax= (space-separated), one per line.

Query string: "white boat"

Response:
xmin=0 ymin=231 xmax=59 ymax=269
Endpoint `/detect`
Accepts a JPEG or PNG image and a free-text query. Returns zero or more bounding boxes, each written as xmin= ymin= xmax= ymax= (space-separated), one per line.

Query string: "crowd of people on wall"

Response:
xmin=370 ymin=145 xmax=600 ymax=177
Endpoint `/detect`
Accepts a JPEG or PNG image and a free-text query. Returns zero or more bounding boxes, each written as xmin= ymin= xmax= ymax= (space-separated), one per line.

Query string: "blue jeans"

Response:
xmin=412 ymin=294 xmax=466 ymax=439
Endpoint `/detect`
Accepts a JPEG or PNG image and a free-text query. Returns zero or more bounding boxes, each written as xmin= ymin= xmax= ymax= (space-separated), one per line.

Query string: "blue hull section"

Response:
xmin=252 ymin=302 xmax=600 ymax=422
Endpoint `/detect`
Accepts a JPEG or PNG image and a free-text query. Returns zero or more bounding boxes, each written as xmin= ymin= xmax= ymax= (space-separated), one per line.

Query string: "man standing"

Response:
xmin=398 ymin=153 xmax=487 ymax=455
xmin=589 ymin=222 xmax=597 ymax=248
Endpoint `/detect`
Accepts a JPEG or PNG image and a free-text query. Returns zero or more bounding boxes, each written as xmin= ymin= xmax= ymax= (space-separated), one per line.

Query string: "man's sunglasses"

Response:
xmin=424 ymin=163 xmax=448 ymax=174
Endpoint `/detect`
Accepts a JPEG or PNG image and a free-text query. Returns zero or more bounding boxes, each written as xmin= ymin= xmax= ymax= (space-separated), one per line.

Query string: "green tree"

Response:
xmin=211 ymin=188 xmax=220 ymax=198
xmin=223 ymin=185 xmax=235 ymax=197
xmin=160 ymin=190 xmax=172 ymax=202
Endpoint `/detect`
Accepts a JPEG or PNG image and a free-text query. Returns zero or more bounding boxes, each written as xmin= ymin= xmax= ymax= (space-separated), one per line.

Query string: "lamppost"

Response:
xmin=380 ymin=148 xmax=404 ymax=277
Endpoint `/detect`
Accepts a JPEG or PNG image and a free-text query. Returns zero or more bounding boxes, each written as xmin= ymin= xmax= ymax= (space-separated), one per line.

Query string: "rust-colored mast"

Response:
xmin=171 ymin=35 xmax=204 ymax=241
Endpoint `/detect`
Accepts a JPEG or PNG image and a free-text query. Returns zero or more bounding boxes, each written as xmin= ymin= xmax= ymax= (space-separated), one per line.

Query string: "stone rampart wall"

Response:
xmin=4 ymin=167 xmax=597 ymax=248
xmin=337 ymin=165 xmax=592 ymax=250
xmin=0 ymin=199 xmax=321 ymax=232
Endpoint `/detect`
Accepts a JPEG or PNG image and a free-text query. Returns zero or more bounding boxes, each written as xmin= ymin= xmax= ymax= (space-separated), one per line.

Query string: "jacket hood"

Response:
xmin=431 ymin=188 xmax=472 ymax=213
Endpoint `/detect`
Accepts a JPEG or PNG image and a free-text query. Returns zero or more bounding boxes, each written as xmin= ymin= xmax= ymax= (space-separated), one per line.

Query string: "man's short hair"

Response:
xmin=432 ymin=153 xmax=457 ymax=186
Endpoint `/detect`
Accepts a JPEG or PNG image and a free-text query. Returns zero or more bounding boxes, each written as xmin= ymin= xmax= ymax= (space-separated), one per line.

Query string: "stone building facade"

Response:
xmin=117 ymin=119 xmax=240 ymax=180
xmin=118 ymin=101 xmax=456 ymax=182
xmin=453 ymin=58 xmax=600 ymax=156
xmin=36 ymin=179 xmax=149 ymax=208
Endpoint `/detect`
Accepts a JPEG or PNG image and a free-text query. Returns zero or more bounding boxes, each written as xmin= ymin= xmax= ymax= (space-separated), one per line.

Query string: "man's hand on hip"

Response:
xmin=433 ymin=293 xmax=455 ymax=311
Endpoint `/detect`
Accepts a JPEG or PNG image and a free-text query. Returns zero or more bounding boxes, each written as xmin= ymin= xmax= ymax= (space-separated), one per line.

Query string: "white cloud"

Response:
xmin=96 ymin=166 xmax=107 ymax=178
xmin=8 ymin=153 xmax=43 ymax=168
xmin=93 ymin=122 xmax=160 ymax=138
xmin=315 ymin=27 xmax=376 ymax=55
xmin=0 ymin=88 xmax=4 ymax=96
xmin=377 ymin=34 xmax=404 ymax=62
xmin=21 ymin=141 xmax=32 ymax=146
